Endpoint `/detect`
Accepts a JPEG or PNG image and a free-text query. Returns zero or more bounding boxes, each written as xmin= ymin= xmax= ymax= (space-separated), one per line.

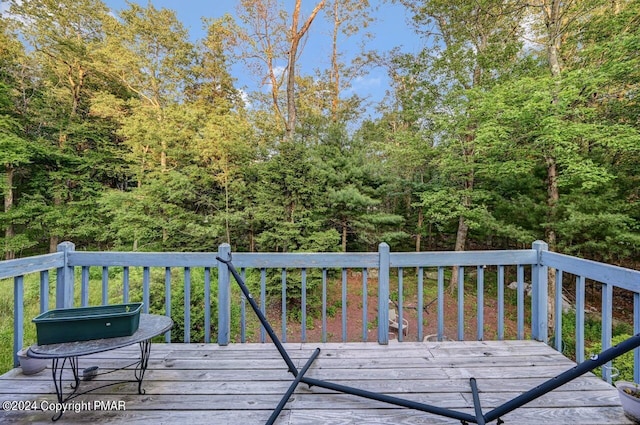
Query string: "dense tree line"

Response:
xmin=1 ymin=0 xmax=638 ymax=267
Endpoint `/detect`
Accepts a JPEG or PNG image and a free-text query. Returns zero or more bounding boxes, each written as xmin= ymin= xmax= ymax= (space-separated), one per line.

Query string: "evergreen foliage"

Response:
xmin=0 ymin=0 xmax=637 ymax=271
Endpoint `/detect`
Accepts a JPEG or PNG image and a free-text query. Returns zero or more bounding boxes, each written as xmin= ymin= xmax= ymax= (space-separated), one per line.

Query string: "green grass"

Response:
xmin=1 ymin=273 xmax=56 ymax=374
xmin=1 ymin=266 xmax=227 ymax=374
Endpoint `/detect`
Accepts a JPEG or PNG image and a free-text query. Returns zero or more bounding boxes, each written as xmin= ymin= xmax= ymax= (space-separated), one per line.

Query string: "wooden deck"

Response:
xmin=0 ymin=340 xmax=632 ymax=424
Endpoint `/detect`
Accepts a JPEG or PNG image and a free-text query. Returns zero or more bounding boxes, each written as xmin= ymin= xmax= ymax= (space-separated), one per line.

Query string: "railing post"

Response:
xmin=13 ymin=276 xmax=24 ymax=367
xmin=532 ymin=240 xmax=549 ymax=342
xmin=56 ymin=242 xmax=75 ymax=308
xmin=217 ymin=243 xmax=231 ymax=346
xmin=378 ymin=242 xmax=390 ymax=345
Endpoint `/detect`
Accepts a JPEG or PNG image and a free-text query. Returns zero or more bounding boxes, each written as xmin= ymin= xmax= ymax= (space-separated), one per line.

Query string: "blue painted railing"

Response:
xmin=2 ymin=240 xmax=639 ymax=384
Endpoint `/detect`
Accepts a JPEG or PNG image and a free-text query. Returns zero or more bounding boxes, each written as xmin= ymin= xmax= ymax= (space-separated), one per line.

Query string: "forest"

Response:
xmin=1 ymin=0 xmax=639 ymax=268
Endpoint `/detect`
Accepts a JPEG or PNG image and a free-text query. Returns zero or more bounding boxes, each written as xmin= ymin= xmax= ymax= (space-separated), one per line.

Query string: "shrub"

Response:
xmin=588 ymin=334 xmax=635 ymax=382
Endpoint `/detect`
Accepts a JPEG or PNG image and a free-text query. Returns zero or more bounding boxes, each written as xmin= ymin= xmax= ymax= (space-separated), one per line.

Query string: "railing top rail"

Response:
xmin=66 ymin=250 xmax=538 ymax=270
xmin=0 ymin=252 xmax=64 ymax=280
xmin=68 ymin=251 xmax=220 ymax=268
xmin=541 ymin=251 xmax=640 ymax=291
xmin=389 ymin=250 xmax=537 ymax=267
xmin=70 ymin=251 xmax=380 ymax=269
xmin=229 ymin=252 xmax=378 ymax=269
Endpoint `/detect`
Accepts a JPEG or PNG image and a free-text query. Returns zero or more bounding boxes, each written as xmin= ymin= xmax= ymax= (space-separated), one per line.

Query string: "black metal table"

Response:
xmin=27 ymin=313 xmax=173 ymax=421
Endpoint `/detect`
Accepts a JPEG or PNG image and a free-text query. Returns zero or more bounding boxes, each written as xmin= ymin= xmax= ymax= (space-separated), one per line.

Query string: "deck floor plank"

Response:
xmin=0 ymin=341 xmax=632 ymax=424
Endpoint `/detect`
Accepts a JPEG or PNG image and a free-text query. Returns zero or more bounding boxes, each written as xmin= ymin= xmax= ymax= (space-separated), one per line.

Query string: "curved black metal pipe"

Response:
xmin=485 ymin=333 xmax=640 ymax=422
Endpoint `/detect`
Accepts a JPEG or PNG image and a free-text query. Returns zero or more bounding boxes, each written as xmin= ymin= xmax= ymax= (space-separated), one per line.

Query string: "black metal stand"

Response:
xmin=50 ymin=357 xmax=80 ymax=421
xmin=48 ymin=340 xmax=152 ymax=421
xmin=217 ymin=256 xmax=640 ymax=424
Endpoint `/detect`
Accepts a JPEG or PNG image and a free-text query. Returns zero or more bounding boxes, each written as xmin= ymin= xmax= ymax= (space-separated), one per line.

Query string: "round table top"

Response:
xmin=27 ymin=314 xmax=173 ymax=359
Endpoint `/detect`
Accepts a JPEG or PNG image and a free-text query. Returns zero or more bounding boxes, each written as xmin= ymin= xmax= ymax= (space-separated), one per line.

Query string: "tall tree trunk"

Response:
xmin=49 ymin=200 xmax=60 ymax=253
xmin=449 ymin=26 xmax=485 ymax=290
xmin=284 ymin=0 xmax=326 ymax=141
xmin=161 ymin=146 xmax=167 ymax=171
xmin=546 ymin=156 xmax=559 ymax=249
xmin=285 ymin=30 xmax=299 ymax=141
xmin=49 ymin=193 xmax=62 ymax=253
xmin=49 ymin=235 xmax=59 ymax=253
xmin=416 ymin=208 xmax=423 ymax=252
xmin=4 ymin=165 xmax=15 ymax=260
xmin=450 ymin=196 xmax=471 ymax=293
xmin=159 ymin=109 xmax=167 ymax=171
xmin=450 ymin=135 xmax=475 ymax=292
xmin=68 ymin=65 xmax=85 ymax=116
xmin=330 ymin=0 xmax=340 ymax=122
xmin=542 ymin=0 xmax=564 ymax=330
xmin=342 ymin=220 xmax=348 ymax=252
xmin=224 ymin=172 xmax=231 ymax=245
xmin=51 ymin=133 xmax=66 ymax=252
xmin=612 ymin=0 xmax=621 ymax=14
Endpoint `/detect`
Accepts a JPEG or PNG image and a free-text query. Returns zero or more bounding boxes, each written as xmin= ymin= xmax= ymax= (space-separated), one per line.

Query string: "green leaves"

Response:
xmin=0 ymin=0 xmax=637 ymax=267
xmin=0 ymin=116 xmax=29 ymax=167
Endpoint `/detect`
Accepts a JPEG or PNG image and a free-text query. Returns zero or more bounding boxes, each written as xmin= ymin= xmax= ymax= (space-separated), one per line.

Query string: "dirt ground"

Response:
xmin=241 ymin=273 xmax=523 ymax=344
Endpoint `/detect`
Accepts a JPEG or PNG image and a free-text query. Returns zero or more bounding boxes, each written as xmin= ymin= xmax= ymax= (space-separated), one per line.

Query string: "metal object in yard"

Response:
xmin=218 ymin=255 xmax=640 ymax=425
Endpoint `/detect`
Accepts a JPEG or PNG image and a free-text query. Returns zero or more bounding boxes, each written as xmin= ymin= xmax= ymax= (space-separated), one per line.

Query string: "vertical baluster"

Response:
xmin=40 ymin=270 xmax=50 ymax=313
xmin=576 ymin=275 xmax=586 ymax=363
xmin=204 ymin=267 xmax=211 ymax=343
xmin=601 ymin=281 xmax=613 ymax=383
xmin=260 ymin=268 xmax=267 ymax=343
xmin=634 ymin=293 xmax=640 ymax=383
xmin=322 ymin=268 xmax=327 ymax=343
xmin=241 ymin=268 xmax=246 ymax=343
xmin=143 ymin=267 xmax=150 ymax=314
xmin=458 ymin=266 xmax=465 ymax=341
xmin=101 ymin=266 xmax=109 ymax=305
xmin=417 ymin=267 xmax=423 ymax=342
xmin=362 ymin=268 xmax=368 ymax=342
xmin=477 ymin=265 xmax=484 ymax=341
xmin=13 ymin=275 xmax=24 ymax=368
xmin=437 ymin=267 xmax=444 ymax=341
xmin=81 ymin=266 xmax=90 ymax=307
xmin=517 ymin=265 xmax=524 ymax=340
xmin=123 ymin=266 xmax=129 ymax=303
xmin=398 ymin=267 xmax=404 ymax=342
xmin=281 ymin=268 xmax=287 ymax=342
xmin=165 ymin=267 xmax=172 ymax=342
xmin=301 ymin=268 xmax=307 ymax=343
xmin=497 ymin=266 xmax=504 ymax=340
xmin=184 ymin=267 xmax=191 ymax=343
xmin=342 ymin=268 xmax=347 ymax=342
xmin=555 ymin=270 xmax=564 ymax=352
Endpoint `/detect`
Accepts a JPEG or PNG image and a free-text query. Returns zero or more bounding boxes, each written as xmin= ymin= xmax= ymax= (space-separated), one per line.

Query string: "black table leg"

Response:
xmin=134 ymin=339 xmax=152 ymax=394
xmin=50 ymin=356 xmax=80 ymax=421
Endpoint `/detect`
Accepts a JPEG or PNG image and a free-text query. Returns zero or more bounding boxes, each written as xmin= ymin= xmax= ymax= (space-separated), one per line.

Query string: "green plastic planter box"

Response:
xmin=33 ymin=303 xmax=143 ymax=345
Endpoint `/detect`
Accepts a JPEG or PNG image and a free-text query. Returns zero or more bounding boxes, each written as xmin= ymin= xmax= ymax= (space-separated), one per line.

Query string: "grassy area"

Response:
xmin=1 ymin=273 xmax=56 ymax=374
xmin=0 ymin=266 xmax=226 ymax=374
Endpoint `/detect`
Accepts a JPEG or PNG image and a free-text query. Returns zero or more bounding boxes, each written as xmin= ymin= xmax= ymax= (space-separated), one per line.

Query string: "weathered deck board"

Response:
xmin=0 ymin=341 xmax=632 ymax=425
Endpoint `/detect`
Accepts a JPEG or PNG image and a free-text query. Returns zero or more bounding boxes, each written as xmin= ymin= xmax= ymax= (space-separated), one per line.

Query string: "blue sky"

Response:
xmin=102 ymin=1 xmax=420 ymax=117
